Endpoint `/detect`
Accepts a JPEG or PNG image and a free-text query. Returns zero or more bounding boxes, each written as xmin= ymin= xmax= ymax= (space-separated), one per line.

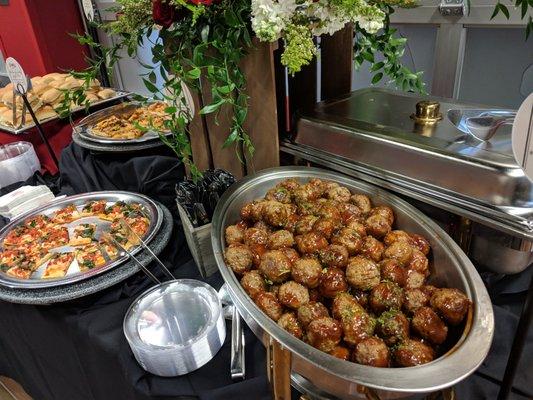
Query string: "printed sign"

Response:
xmin=81 ymin=0 xmax=95 ymax=22
xmin=5 ymin=57 xmax=27 ymax=94
xmin=512 ymin=93 xmax=533 ymax=181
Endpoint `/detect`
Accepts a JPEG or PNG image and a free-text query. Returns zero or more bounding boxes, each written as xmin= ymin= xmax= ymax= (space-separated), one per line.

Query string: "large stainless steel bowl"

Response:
xmin=211 ymin=167 xmax=494 ymax=398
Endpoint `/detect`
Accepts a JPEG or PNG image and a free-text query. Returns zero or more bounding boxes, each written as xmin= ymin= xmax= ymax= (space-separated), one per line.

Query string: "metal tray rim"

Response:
xmin=0 ymin=191 xmax=163 ymax=289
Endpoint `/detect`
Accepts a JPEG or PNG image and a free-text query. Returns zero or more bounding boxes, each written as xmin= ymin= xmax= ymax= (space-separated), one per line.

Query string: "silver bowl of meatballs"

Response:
xmin=211 ymin=167 xmax=494 ymax=399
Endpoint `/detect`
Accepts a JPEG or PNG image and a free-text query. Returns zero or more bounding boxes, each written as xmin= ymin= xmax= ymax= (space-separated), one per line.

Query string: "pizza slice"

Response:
xmin=23 ymin=214 xmax=53 ymax=230
xmin=99 ymin=240 xmax=119 ymax=260
xmin=0 ymin=248 xmax=27 ymax=272
xmin=6 ymin=266 xmax=32 ymax=280
xmin=23 ymin=246 xmax=53 ymax=271
xmin=3 ymin=225 xmax=36 ymax=247
xmin=0 ymin=246 xmax=50 ymax=274
xmin=69 ymin=223 xmax=96 ymax=246
xmin=75 ymin=244 xmax=106 ymax=272
xmin=124 ymin=215 xmax=150 ymax=238
xmin=80 ymin=200 xmax=108 ymax=217
xmin=41 ymin=226 xmax=69 ymax=249
xmin=109 ymin=220 xmax=134 ymax=250
xmin=42 ymin=252 xmax=74 ymax=279
xmin=101 ymin=201 xmax=128 ymax=221
xmin=52 ymin=204 xmax=81 ymax=224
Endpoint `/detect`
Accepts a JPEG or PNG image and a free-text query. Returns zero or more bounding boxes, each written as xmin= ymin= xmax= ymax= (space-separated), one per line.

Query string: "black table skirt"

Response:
xmin=0 ymin=143 xmax=531 ymax=400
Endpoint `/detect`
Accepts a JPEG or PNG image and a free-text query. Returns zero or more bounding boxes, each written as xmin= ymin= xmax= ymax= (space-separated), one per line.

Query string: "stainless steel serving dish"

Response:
xmin=0 ymin=90 xmax=130 ymax=135
xmin=75 ymin=102 xmax=173 ymax=144
xmin=282 ymin=88 xmax=533 ymax=274
xmin=212 ymin=167 xmax=494 ymax=399
xmin=0 ymin=191 xmax=163 ymax=289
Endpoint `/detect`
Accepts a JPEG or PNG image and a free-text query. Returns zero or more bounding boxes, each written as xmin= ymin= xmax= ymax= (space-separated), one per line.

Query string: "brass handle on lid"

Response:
xmin=411 ymin=100 xmax=443 ymax=124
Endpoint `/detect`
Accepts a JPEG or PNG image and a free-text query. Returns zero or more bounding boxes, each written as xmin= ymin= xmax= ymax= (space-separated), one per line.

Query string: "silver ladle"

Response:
xmin=466 ymin=114 xmax=515 ymax=141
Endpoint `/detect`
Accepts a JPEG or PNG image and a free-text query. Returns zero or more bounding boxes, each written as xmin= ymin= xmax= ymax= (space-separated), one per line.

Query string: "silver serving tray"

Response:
xmin=75 ymin=102 xmax=172 ymax=145
xmin=0 ymin=90 xmax=131 ymax=135
xmin=211 ymin=167 xmax=494 ymax=398
xmin=0 ymin=191 xmax=163 ymax=289
xmin=292 ymin=88 xmax=533 ymax=238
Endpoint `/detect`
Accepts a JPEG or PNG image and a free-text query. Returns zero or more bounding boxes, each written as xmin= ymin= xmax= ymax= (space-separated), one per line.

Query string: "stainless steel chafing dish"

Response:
xmin=211 ymin=167 xmax=494 ymax=399
xmin=282 ymin=88 xmax=532 ymax=274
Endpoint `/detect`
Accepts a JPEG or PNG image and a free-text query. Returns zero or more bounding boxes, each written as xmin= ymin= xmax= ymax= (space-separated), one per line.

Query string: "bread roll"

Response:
xmin=35 ymin=105 xmax=57 ymax=121
xmin=59 ymin=80 xmax=82 ymax=90
xmin=97 ymin=88 xmax=116 ymax=100
xmin=41 ymin=88 xmax=63 ymax=104
xmin=31 ymin=83 xmax=51 ymax=96
xmin=85 ymin=93 xmax=99 ymax=103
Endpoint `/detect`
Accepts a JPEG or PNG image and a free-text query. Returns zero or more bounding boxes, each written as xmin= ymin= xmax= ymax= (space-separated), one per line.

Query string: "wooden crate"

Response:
xmin=177 ymin=203 xmax=218 ymax=278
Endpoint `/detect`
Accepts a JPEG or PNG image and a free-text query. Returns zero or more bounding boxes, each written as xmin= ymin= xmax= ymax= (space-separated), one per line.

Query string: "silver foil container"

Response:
xmin=123 ymin=279 xmax=226 ymax=377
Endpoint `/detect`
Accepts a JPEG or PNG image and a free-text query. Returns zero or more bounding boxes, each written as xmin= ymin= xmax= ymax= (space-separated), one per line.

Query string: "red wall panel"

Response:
xmin=0 ymin=0 xmax=88 ymax=77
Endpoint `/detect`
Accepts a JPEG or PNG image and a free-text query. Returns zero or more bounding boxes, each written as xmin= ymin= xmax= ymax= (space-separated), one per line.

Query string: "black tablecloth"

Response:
xmin=0 ymin=143 xmax=532 ymax=400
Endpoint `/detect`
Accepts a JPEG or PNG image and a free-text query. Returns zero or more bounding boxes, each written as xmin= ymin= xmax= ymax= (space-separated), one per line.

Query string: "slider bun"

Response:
xmin=35 ymin=105 xmax=57 ymax=121
xmin=85 ymin=93 xmax=99 ymax=103
xmin=31 ymin=83 xmax=51 ymax=96
xmin=41 ymin=88 xmax=63 ymax=104
xmin=59 ymin=80 xmax=82 ymax=90
xmin=97 ymin=88 xmax=116 ymax=100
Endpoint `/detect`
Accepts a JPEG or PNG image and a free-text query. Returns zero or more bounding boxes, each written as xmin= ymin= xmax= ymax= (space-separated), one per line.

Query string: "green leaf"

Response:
xmin=527 ymin=17 xmax=533 ymax=40
xmin=521 ymin=0 xmax=528 ymax=18
xmin=372 ymin=73 xmax=384 ymax=84
xmin=370 ymin=61 xmax=385 ymax=72
xmin=216 ymin=83 xmax=236 ymax=95
xmin=165 ymin=106 xmax=177 ymax=114
xmin=490 ymin=3 xmax=500 ymax=19
xmin=142 ymin=78 xmax=158 ymax=93
xmin=500 ymin=3 xmax=510 ymax=18
xmin=362 ymin=51 xmax=374 ymax=63
xmin=186 ymin=67 xmax=201 ymax=80
xmin=222 ymin=129 xmax=240 ymax=148
xmin=199 ymin=100 xmax=224 ymax=115
xmin=148 ymin=71 xmax=157 ymax=84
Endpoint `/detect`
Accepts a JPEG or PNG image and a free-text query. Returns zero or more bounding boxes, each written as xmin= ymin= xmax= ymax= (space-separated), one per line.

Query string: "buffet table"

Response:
xmin=0 ymin=143 xmax=531 ymax=400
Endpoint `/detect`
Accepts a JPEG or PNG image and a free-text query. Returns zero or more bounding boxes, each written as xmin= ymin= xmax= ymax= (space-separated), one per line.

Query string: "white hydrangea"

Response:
xmin=357 ymin=18 xmax=384 ymax=34
xmin=251 ymin=0 xmax=298 ymax=41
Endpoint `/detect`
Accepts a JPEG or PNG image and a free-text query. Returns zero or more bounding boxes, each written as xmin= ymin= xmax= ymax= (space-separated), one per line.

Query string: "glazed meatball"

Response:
xmin=267 ymin=230 xmax=295 ymax=250
xmin=411 ymin=307 xmax=448 ymax=345
xmin=331 ymin=228 xmax=363 ymax=256
xmin=259 ymin=250 xmax=292 ymax=283
xmin=393 ymin=338 xmax=435 ymax=367
xmin=421 ymin=285 xmax=438 ymax=298
xmin=353 ymin=337 xmax=390 ymax=368
xmin=297 ymin=201 xmax=320 ymax=217
xmin=342 ymin=311 xmax=376 ymax=346
xmin=350 ymin=194 xmax=372 ymax=214
xmin=319 ymin=244 xmax=349 ymax=269
xmin=307 ymin=317 xmax=343 ymax=352
xmin=269 ymin=284 xmax=280 ymax=298
xmin=369 ymin=281 xmax=404 ymax=314
xmin=279 ymin=281 xmax=310 ymax=309
xmin=312 ymin=217 xmax=340 ymax=239
xmin=319 ymin=267 xmax=349 ymax=298
xmin=255 ymin=292 xmax=283 ymax=321
xmin=266 ymin=186 xmax=292 ymax=204
xmin=253 ymin=220 xmax=272 ymax=233
xmin=332 ymin=292 xmax=363 ymax=320
xmin=405 ymin=269 xmax=426 ymax=289
xmin=346 ymin=256 xmax=381 ymax=291
xmin=240 ymin=200 xmax=264 ymax=222
xmin=262 ymin=201 xmax=292 ymax=227
xmin=370 ymin=206 xmax=394 ymax=226
xmin=379 ymin=259 xmax=407 ymax=287
xmin=408 ymin=249 xmax=429 ymax=276
xmin=327 ymin=186 xmax=351 ymax=203
xmin=278 ymin=178 xmax=301 ymax=193
xmin=352 ymin=290 xmax=369 ymax=309
xmin=365 ymin=214 xmax=391 ymax=239
xmin=225 ymin=224 xmax=245 ymax=245
xmin=376 ymin=310 xmax=409 ymax=346
xmin=403 ymin=288 xmax=429 ymax=314
xmin=241 ymin=270 xmax=266 ymax=298
xmin=295 ymin=215 xmax=319 ymax=235
xmin=284 ymin=213 xmax=299 ymax=233
xmin=225 ymin=245 xmax=253 ymax=275
xmin=297 ymin=301 xmax=329 ymax=328
xmin=430 ymin=288 xmax=470 ymax=325
xmin=383 ymin=242 xmax=413 ymax=267
xmin=292 ymin=257 xmax=322 ymax=288
xmin=280 ymin=247 xmax=300 ymax=264
xmin=244 ymin=227 xmax=268 ymax=247
xmin=295 ymin=232 xmax=328 ymax=254
xmin=383 ymin=230 xmax=414 ymax=247
xmin=346 ymin=220 xmax=367 ymax=237
xmin=249 ymin=244 xmax=267 ymax=268
xmin=278 ymin=312 xmax=303 ymax=338
xmin=411 ymin=233 xmax=431 ymax=256
xmin=294 ymin=183 xmax=322 ymax=203
xmin=316 ymin=201 xmax=342 ymax=221
xmin=360 ymin=236 xmax=385 ymax=262
xmin=339 ymin=202 xmax=362 ymax=225
xmin=330 ymin=345 xmax=351 ymax=361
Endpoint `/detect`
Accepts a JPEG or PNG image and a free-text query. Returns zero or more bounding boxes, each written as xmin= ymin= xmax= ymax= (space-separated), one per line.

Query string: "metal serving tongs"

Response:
xmin=101 ymin=218 xmax=176 ymax=285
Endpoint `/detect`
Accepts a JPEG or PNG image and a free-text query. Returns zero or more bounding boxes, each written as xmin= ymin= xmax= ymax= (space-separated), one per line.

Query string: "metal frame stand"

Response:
xmin=497 ymin=272 xmax=533 ymax=400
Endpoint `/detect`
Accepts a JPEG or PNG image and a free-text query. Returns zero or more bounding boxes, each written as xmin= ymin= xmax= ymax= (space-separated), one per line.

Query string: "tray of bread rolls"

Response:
xmin=0 ymin=72 xmax=129 ymax=134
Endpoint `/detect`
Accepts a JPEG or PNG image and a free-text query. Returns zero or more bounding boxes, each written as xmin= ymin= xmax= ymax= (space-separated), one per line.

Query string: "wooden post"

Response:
xmin=320 ymin=25 xmax=354 ymax=101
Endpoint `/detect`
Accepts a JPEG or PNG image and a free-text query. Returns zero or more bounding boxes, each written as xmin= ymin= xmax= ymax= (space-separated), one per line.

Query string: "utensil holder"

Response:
xmin=177 ymin=203 xmax=218 ymax=278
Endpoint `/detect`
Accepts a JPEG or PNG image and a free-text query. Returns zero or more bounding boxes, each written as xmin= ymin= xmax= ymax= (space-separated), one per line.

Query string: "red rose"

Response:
xmin=152 ymin=0 xmax=178 ymax=28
